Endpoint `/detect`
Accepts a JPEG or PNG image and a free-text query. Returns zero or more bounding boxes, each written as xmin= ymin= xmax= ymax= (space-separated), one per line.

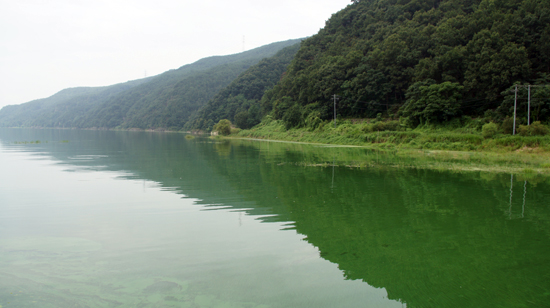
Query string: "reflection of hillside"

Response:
xmin=2 ymin=129 xmax=550 ymax=308
xmin=196 ymin=140 xmax=550 ymax=308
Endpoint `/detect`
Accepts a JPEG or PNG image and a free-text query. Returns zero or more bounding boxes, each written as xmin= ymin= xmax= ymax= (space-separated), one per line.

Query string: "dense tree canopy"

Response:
xmin=263 ymin=0 xmax=550 ymax=128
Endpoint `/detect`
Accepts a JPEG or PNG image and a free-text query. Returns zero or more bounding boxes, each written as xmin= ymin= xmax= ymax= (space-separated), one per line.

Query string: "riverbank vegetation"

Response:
xmin=215 ymin=136 xmax=550 ymax=181
xmin=235 ymin=115 xmax=548 ymax=151
xmin=228 ymin=116 xmax=550 ymax=176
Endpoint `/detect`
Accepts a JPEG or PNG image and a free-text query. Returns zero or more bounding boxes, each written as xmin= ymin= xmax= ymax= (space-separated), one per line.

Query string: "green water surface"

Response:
xmin=0 ymin=128 xmax=549 ymax=308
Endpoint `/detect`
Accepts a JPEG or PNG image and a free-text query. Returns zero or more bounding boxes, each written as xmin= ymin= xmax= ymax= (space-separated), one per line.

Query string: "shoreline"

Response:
xmin=3 ymin=126 xmax=549 ymax=177
xmin=232 ymin=137 xmax=550 ymax=177
xmin=228 ymin=126 xmax=550 ymax=178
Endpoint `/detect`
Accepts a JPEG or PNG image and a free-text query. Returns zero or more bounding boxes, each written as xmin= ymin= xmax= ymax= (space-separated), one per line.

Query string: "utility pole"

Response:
xmin=527 ymin=85 xmax=531 ymax=125
xmin=333 ymin=94 xmax=339 ymax=128
xmin=509 ymin=174 xmax=514 ymax=219
xmin=513 ymin=85 xmax=517 ymax=135
xmin=511 ymin=84 xmax=550 ymax=129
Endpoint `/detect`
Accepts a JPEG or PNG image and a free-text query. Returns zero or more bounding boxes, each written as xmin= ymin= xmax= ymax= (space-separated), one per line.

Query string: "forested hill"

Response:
xmin=185 ymin=43 xmax=301 ymax=131
xmin=0 ymin=39 xmax=301 ymax=129
xmin=0 ymin=79 xmax=151 ymax=128
xmin=263 ymin=0 xmax=550 ymax=128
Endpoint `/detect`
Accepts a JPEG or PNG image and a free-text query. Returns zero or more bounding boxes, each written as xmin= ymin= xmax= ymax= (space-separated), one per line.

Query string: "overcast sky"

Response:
xmin=0 ymin=0 xmax=350 ymax=109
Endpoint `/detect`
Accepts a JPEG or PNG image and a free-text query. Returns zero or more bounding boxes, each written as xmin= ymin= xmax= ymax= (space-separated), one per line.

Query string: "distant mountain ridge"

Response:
xmin=0 ymin=39 xmax=302 ymax=129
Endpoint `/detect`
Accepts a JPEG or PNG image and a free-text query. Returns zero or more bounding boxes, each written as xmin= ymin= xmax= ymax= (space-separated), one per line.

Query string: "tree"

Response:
xmin=234 ymin=111 xmax=250 ymax=129
xmin=282 ymin=104 xmax=303 ymax=129
xmin=213 ymin=119 xmax=232 ymax=135
xmin=464 ymin=30 xmax=530 ymax=102
xmin=400 ymin=81 xmax=463 ymax=126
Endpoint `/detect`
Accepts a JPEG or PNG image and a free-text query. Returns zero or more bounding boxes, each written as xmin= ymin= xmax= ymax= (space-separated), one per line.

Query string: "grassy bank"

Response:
xmin=233 ymin=118 xmax=550 ymax=177
xmin=237 ymin=118 xmax=550 ymax=151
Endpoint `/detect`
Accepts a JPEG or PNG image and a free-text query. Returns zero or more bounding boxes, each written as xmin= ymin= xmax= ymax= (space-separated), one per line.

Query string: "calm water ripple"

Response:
xmin=0 ymin=128 xmax=549 ymax=308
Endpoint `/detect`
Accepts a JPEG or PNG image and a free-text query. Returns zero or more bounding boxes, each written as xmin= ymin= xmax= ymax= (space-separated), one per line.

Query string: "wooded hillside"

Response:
xmin=262 ymin=0 xmax=549 ymax=129
xmin=185 ymin=43 xmax=301 ymax=131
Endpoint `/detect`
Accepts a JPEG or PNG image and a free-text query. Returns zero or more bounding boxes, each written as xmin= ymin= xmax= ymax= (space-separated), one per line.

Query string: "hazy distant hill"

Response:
xmin=0 ymin=79 xmax=151 ymax=128
xmin=0 ymin=39 xmax=301 ymax=129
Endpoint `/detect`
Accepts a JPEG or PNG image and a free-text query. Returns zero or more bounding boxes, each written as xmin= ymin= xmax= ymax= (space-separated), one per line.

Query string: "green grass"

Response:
xmin=234 ymin=119 xmax=550 ymax=176
xmin=12 ymin=140 xmax=68 ymax=144
xmin=237 ymin=119 xmax=550 ymax=152
xmin=13 ymin=140 xmax=43 ymax=144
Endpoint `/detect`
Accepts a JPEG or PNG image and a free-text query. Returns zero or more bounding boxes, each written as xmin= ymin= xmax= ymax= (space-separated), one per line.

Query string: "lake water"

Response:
xmin=0 ymin=128 xmax=549 ymax=308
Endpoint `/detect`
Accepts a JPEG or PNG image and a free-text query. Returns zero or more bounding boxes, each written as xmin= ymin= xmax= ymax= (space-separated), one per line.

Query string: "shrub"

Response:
xmin=482 ymin=122 xmax=499 ymax=138
xmin=501 ymin=117 xmax=515 ymax=135
xmin=491 ymin=135 xmax=550 ymax=148
xmin=261 ymin=115 xmax=273 ymax=125
xmin=530 ymin=121 xmax=549 ymax=136
xmin=517 ymin=125 xmax=529 ymax=136
xmin=427 ymin=133 xmax=483 ymax=144
xmin=518 ymin=121 xmax=549 ymax=136
xmin=463 ymin=117 xmax=485 ymax=131
xmin=213 ymin=119 xmax=232 ymax=136
xmin=372 ymin=121 xmax=386 ymax=131
xmin=383 ymin=120 xmax=401 ymax=131
xmin=304 ymin=111 xmax=322 ymax=131
xmin=484 ymin=109 xmax=499 ymax=122
xmin=362 ymin=120 xmax=402 ymax=132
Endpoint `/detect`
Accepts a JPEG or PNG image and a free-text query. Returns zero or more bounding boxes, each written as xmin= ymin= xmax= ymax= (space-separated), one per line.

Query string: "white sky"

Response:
xmin=0 ymin=0 xmax=350 ymax=108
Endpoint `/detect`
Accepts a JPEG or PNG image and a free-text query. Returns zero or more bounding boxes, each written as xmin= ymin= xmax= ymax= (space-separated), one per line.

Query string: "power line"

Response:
xmin=332 ymin=84 xmax=550 ymax=122
xmin=341 ymin=94 xmax=549 ymax=110
xmin=333 ymin=94 xmax=340 ymax=127
xmin=510 ymin=84 xmax=550 ymax=88
xmin=341 ymin=97 xmax=495 ymax=109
